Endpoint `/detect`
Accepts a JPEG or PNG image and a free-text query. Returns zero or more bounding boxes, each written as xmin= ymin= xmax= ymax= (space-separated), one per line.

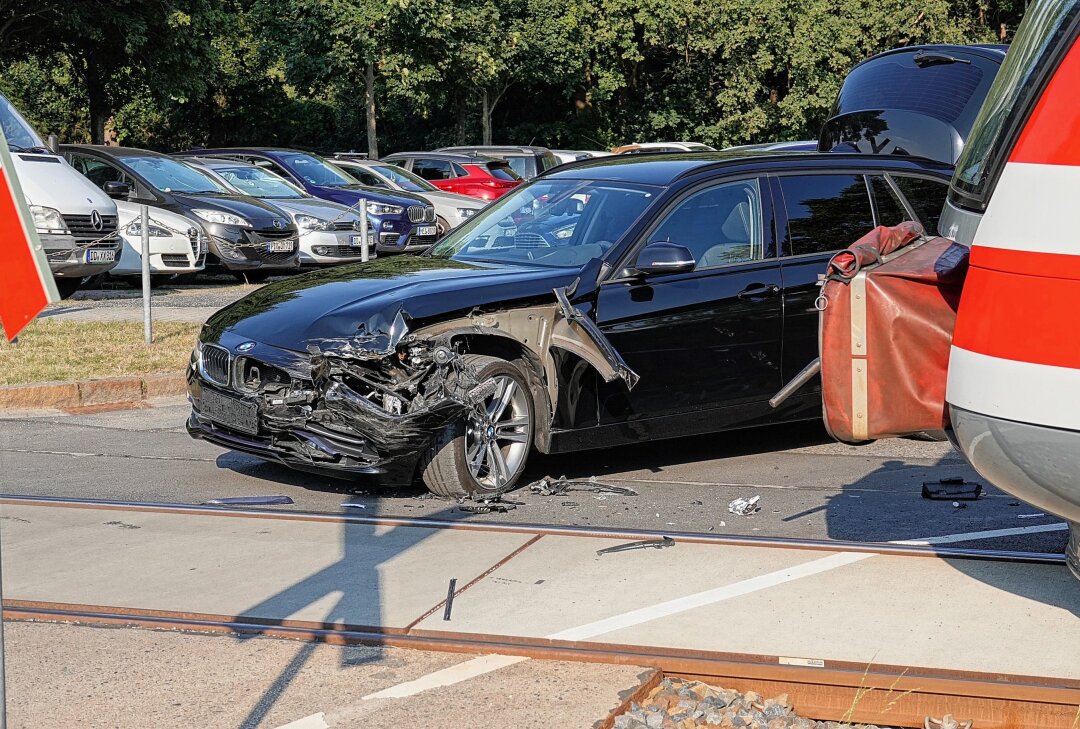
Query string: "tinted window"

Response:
xmin=70 ymin=155 xmax=132 ymax=188
xmin=451 ymin=163 xmax=469 ymax=177
xmin=869 ymin=176 xmax=912 ymax=228
xmin=892 ymin=175 xmax=948 ymax=236
xmin=505 ymin=156 xmax=536 ymax=178
xmin=486 ymin=162 xmax=520 ymax=181
xmin=779 ymin=174 xmax=874 ymax=255
xmin=414 ymin=159 xmax=452 ymax=180
xmin=249 ymin=158 xmax=293 ymax=180
xmin=649 ymin=179 xmax=765 ymax=268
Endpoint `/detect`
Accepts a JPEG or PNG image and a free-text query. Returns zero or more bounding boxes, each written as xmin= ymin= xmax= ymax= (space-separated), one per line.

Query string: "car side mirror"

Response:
xmin=631 ymin=241 xmax=696 ymax=276
xmin=103 ymin=181 xmax=131 ymax=199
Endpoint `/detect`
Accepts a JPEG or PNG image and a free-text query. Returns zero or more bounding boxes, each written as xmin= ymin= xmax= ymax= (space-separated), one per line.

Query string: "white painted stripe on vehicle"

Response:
xmin=363 ymin=521 xmax=1067 ymax=700
xmin=361 ymin=654 xmax=528 ymax=699
xmin=973 ymin=162 xmax=1080 ymax=256
xmin=273 ymin=712 xmax=329 ymax=729
xmin=946 ymin=345 xmax=1080 ymax=430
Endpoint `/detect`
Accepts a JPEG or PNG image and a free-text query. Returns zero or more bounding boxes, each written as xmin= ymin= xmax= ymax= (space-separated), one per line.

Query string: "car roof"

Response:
xmin=60 ymin=144 xmax=168 ymax=158
xmin=382 ymin=151 xmax=502 ymax=163
xmin=185 ymin=147 xmax=326 ymax=158
xmin=436 ymin=145 xmax=551 ymax=156
xmin=541 ymin=150 xmax=953 ymax=185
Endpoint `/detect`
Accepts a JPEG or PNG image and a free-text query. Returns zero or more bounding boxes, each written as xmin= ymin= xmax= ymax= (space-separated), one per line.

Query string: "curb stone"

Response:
xmin=0 ymin=373 xmax=187 ymax=410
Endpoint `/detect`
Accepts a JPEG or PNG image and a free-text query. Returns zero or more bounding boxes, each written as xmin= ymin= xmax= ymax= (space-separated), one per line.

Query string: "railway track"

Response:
xmin=2 ymin=495 xmax=1077 ymax=728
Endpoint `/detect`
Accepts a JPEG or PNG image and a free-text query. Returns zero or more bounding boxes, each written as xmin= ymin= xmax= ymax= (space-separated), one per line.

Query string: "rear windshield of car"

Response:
xmin=833 ymin=51 xmax=997 ymax=139
xmin=503 ymin=156 xmax=536 ymax=179
xmin=486 ymin=162 xmax=521 ymax=181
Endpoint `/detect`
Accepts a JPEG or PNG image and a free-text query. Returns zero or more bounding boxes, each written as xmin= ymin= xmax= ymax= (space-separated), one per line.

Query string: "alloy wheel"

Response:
xmin=464 ymin=374 xmax=531 ymax=490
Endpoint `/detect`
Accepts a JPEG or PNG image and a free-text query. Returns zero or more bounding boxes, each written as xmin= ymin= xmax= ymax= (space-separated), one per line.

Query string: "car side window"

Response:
xmin=250 ymin=158 xmax=293 ymax=181
xmin=647 ymin=179 xmax=765 ymax=269
xmin=69 ymin=155 xmax=131 ymax=188
xmin=778 ymin=174 xmax=875 ymax=256
xmin=451 ymin=163 xmax=468 ymax=177
xmin=414 ymin=159 xmax=452 ymax=180
xmin=869 ymin=176 xmax=913 ymax=228
xmin=355 ymin=170 xmax=386 ymax=187
xmin=891 ymin=175 xmax=948 ymax=236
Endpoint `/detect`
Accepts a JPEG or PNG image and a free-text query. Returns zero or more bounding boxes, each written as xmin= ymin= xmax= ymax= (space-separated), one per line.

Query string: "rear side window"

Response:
xmin=869 ymin=176 xmax=913 ymax=228
xmin=486 ymin=162 xmax=519 ymax=181
xmin=892 ymin=175 xmax=948 ymax=236
xmin=778 ymin=174 xmax=875 ymax=256
xmin=414 ymin=159 xmax=452 ymax=180
xmin=505 ymin=157 xmax=536 ymax=178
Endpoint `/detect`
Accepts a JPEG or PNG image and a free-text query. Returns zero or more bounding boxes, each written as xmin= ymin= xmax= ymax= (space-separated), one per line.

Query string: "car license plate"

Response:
xmin=349 ymin=235 xmax=364 ymax=247
xmin=84 ymin=249 xmax=116 ymax=264
xmin=418 ymin=225 xmax=437 ymax=237
xmin=266 ymin=240 xmax=294 ymax=253
xmin=200 ymin=389 xmax=259 ymax=435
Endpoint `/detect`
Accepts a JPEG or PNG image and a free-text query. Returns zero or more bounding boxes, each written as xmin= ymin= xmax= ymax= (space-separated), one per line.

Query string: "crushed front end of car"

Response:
xmin=186 ymin=308 xmax=507 ymax=483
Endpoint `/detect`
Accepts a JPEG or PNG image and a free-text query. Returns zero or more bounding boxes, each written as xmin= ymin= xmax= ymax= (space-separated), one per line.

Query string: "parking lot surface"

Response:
xmin=0 ymin=397 xmax=1068 ymax=554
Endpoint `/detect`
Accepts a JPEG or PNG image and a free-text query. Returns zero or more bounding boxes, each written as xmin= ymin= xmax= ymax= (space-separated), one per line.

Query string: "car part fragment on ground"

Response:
xmin=202 ymin=495 xmax=294 ymax=506
xmin=728 ymin=495 xmax=761 ymax=516
xmin=442 ymin=578 xmax=457 ymax=621
xmin=596 ymin=536 xmax=675 ymax=556
xmin=528 ymin=475 xmax=638 ymax=497
xmin=921 ymin=478 xmax=983 ymax=500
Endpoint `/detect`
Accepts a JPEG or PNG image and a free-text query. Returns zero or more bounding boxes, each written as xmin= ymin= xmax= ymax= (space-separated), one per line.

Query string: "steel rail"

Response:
xmin=6 ymin=599 xmax=1079 ymax=729
xmin=0 ymin=493 xmax=1067 ymax=565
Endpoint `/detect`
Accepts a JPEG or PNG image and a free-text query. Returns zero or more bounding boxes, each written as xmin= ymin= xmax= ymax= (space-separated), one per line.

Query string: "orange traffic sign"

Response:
xmin=0 ymin=126 xmax=58 ymax=341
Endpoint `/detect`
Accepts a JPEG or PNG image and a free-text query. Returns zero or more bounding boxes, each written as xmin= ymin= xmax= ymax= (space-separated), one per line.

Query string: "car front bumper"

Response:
xmin=42 ymin=233 xmax=121 ymax=278
xmin=297 ymin=230 xmax=373 ymax=265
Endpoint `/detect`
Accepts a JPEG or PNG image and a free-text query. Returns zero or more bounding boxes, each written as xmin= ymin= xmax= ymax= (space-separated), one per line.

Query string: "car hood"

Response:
xmin=172 ymin=193 xmax=292 ymax=229
xmin=203 ymin=256 xmax=582 ymax=350
xmin=262 ymin=197 xmax=361 ymax=222
xmin=14 ymin=153 xmax=116 ymax=215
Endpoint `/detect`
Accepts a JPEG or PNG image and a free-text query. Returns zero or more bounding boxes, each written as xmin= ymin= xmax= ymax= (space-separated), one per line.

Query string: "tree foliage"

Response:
xmin=0 ymin=0 xmax=1024 ymax=152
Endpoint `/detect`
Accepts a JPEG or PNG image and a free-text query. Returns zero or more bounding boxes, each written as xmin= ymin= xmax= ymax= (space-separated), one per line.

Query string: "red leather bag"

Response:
xmin=819 ymin=222 xmax=969 ymax=443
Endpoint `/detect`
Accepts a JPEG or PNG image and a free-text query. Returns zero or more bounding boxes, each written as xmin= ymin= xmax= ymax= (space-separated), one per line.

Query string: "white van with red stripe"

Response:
xmin=941 ymin=0 xmax=1080 ymax=578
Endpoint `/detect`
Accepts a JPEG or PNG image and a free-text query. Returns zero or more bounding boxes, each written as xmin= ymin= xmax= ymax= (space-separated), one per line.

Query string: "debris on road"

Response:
xmin=443 ymin=577 xmax=457 ymax=621
xmin=612 ymin=677 xmax=899 ymax=729
xmin=203 ymin=495 xmax=294 ymax=506
xmin=528 ymin=475 xmax=638 ymax=497
xmin=597 ymin=536 xmax=674 ymax=556
xmin=340 ymin=503 xmax=367 ymax=509
xmin=922 ymin=478 xmax=982 ymax=500
xmin=728 ymin=495 xmax=761 ymax=516
xmin=925 ymin=715 xmax=972 ymax=729
xmin=458 ymin=502 xmax=517 ymax=514
xmin=1018 ymin=512 xmax=1047 ymax=519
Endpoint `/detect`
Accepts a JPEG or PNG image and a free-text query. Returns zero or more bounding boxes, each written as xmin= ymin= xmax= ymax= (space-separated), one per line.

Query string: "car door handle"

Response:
xmin=737 ymin=283 xmax=780 ymax=300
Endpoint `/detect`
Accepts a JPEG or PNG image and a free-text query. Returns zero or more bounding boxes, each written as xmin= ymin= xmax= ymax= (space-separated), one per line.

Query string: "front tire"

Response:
xmin=419 ymin=354 xmax=534 ymax=498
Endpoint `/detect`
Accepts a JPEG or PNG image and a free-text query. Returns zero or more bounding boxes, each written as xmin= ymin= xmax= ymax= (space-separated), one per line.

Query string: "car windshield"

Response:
xmin=121 ymin=156 xmax=231 ymax=194
xmin=371 ymin=164 xmax=437 ymax=192
xmin=0 ymin=93 xmax=46 ymax=151
xmin=212 ymin=165 xmax=306 ymax=199
xmin=429 ymin=178 xmax=655 ymax=268
xmin=279 ymin=152 xmax=358 ymax=188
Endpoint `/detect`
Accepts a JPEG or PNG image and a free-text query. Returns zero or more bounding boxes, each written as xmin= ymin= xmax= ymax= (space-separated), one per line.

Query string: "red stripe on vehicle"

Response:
xmin=1010 ymin=36 xmax=1080 ymax=166
xmin=953 ymin=261 xmax=1080 ymax=370
xmin=970 ymin=245 xmax=1080 ymax=281
xmin=0 ymin=165 xmax=50 ymax=339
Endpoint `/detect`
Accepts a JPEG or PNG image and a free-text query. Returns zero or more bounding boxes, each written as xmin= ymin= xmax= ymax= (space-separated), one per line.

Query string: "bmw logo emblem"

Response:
xmin=273 ymin=219 xmax=284 ymax=229
xmin=236 ymin=341 xmax=256 ymax=352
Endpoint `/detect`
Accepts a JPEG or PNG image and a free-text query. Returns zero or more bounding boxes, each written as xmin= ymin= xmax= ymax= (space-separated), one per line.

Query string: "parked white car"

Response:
xmin=331 ymin=157 xmax=484 ymax=234
xmin=110 ymin=202 xmax=207 ymax=284
xmin=184 ymin=158 xmax=371 ymax=266
xmin=550 ymin=150 xmax=614 ymax=164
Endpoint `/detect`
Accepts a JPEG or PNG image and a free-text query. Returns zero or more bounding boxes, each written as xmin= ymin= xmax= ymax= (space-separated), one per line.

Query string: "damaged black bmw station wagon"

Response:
xmin=188 ymin=151 xmax=951 ymax=497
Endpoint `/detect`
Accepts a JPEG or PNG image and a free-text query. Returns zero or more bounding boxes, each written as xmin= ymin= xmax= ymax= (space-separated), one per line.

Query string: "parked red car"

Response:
xmin=380 ymin=152 xmax=522 ymax=201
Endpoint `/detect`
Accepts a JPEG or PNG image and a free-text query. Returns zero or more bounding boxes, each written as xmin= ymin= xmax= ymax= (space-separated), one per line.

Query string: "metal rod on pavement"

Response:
xmin=140 ymin=205 xmax=153 ymax=345
xmin=360 ymin=198 xmax=369 ymax=262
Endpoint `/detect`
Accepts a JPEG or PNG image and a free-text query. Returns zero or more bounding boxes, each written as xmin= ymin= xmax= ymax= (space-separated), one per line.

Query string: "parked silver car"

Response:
xmin=184 ymin=157 xmax=371 ymax=266
xmin=332 ymin=157 xmax=484 ymax=234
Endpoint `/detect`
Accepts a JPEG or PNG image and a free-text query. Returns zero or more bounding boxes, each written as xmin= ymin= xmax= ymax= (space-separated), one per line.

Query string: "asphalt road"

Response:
xmin=0 ymin=398 xmax=1068 ymax=555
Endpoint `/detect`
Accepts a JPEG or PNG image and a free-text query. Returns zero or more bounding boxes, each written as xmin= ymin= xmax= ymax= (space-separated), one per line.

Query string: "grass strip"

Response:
xmin=0 ymin=320 xmax=199 ymax=385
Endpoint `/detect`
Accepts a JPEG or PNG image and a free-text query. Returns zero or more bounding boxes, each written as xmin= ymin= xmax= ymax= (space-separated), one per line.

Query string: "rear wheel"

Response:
xmin=419 ymin=354 xmax=534 ymax=498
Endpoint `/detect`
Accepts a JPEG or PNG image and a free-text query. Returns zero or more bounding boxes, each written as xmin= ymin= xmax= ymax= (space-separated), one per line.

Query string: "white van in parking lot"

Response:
xmin=0 ymin=92 xmax=120 ymax=298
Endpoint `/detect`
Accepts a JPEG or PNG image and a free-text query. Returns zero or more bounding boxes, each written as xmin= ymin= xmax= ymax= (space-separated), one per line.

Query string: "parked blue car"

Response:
xmin=180 ymin=148 xmax=439 ymax=253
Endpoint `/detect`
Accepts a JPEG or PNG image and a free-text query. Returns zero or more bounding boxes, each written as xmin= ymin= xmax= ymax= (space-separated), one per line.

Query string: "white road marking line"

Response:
xmin=891 ymin=522 xmax=1068 ymax=546
xmin=361 ymin=654 xmax=527 ymax=699
xmin=273 ymin=712 xmax=329 ymax=729
xmin=361 ymin=521 xmax=1071 ymax=700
